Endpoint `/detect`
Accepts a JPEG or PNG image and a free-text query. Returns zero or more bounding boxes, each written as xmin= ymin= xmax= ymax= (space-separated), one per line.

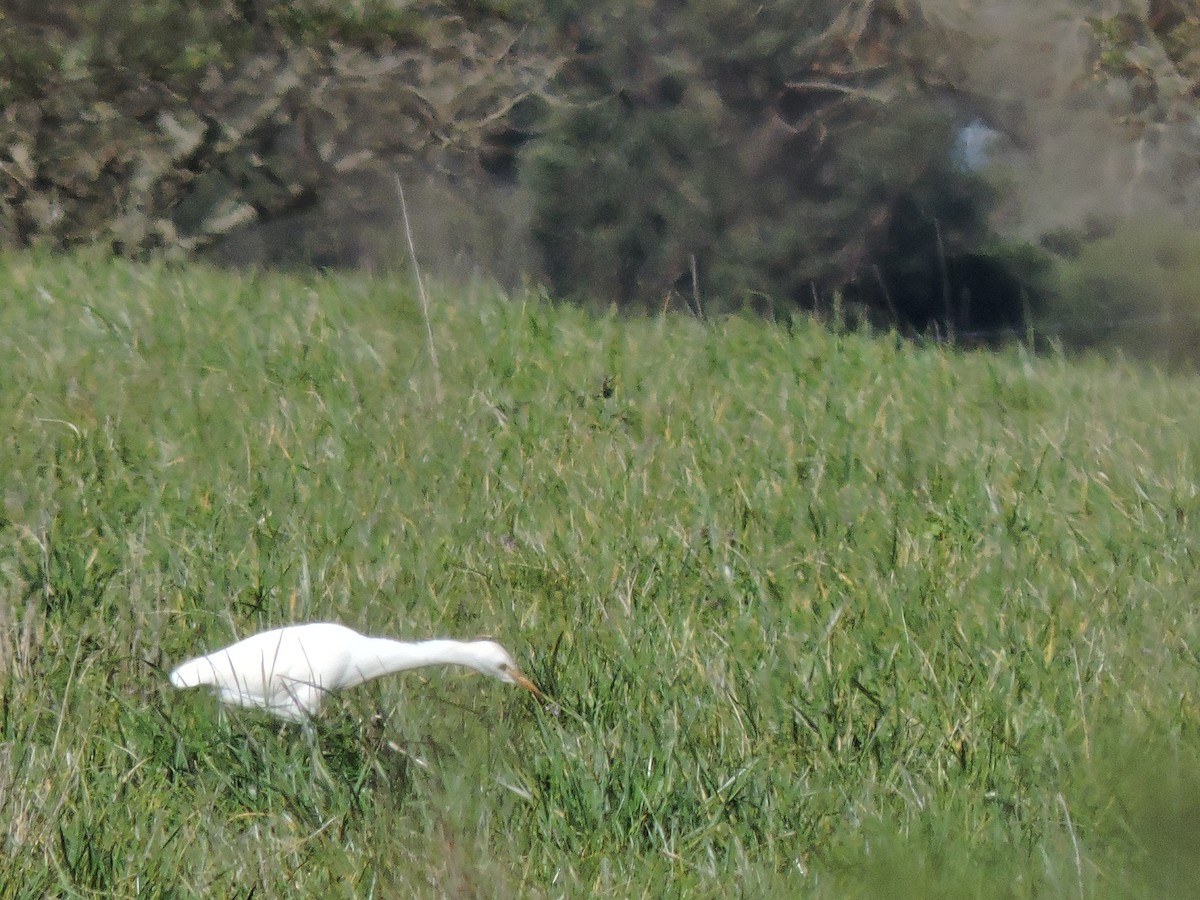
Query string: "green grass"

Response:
xmin=2 ymin=251 xmax=1200 ymax=896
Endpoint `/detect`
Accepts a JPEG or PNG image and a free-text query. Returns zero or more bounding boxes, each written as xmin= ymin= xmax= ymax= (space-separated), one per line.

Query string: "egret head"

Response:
xmin=470 ymin=640 xmax=545 ymax=699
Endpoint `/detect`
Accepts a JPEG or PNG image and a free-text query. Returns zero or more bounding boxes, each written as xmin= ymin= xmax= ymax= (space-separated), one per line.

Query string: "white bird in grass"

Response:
xmin=168 ymin=622 xmax=544 ymax=723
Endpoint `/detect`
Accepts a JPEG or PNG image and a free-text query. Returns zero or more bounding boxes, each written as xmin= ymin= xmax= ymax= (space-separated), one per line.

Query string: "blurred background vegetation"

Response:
xmin=4 ymin=0 xmax=1200 ymax=361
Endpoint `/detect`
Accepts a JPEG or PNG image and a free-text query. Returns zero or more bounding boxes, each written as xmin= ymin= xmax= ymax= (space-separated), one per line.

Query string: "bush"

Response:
xmin=1048 ymin=220 xmax=1200 ymax=367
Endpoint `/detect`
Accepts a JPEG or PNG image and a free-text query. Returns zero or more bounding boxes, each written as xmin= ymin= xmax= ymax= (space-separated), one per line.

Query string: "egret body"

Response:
xmin=168 ymin=622 xmax=542 ymax=722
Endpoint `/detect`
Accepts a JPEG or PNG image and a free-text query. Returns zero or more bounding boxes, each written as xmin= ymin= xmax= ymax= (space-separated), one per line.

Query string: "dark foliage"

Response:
xmin=523 ymin=1 xmax=1015 ymax=326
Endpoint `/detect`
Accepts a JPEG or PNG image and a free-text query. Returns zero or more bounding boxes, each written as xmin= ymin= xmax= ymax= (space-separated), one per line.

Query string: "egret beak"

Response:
xmin=513 ymin=670 xmax=547 ymax=701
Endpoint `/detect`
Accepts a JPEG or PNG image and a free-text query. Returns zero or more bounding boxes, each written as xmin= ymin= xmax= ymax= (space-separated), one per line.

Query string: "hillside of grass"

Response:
xmin=2 ymin=253 xmax=1200 ymax=896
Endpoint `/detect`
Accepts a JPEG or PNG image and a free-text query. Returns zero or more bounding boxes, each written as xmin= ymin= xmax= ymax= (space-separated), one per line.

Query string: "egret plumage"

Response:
xmin=168 ymin=622 xmax=543 ymax=722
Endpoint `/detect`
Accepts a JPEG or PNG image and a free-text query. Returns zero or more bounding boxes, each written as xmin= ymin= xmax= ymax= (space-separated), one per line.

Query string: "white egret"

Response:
xmin=168 ymin=622 xmax=543 ymax=723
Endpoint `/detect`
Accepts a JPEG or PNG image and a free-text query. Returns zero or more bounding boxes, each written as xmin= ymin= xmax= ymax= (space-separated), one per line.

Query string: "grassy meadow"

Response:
xmin=2 ymin=252 xmax=1200 ymax=896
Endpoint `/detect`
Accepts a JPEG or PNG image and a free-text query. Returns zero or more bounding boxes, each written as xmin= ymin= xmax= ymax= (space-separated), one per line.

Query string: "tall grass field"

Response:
xmin=2 ymin=253 xmax=1200 ymax=896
